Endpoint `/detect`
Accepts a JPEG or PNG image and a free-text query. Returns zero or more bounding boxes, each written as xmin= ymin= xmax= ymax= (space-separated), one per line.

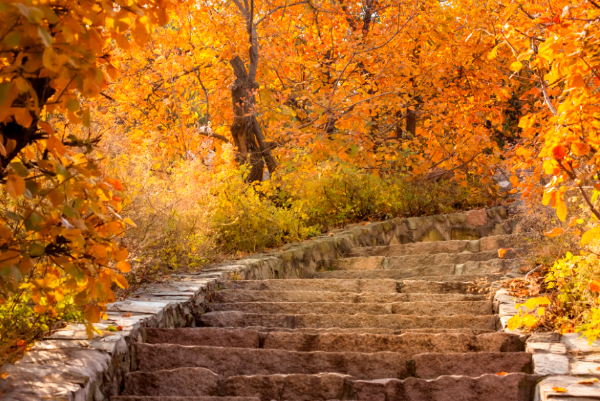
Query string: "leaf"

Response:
xmin=556 ymin=200 xmax=568 ymax=222
xmin=581 ymin=228 xmax=599 ymax=246
xmin=496 ymin=372 xmax=509 ymax=376
xmin=552 ymin=145 xmax=568 ymax=160
xmin=47 ymin=189 xmax=65 ymax=207
xmin=113 ymin=272 xmax=129 ymax=289
xmin=590 ymin=280 xmax=600 ymax=292
xmin=28 ymin=243 xmax=45 ymax=257
xmin=47 ymin=135 xmax=66 ymax=156
xmin=572 ymin=142 xmax=590 ymax=156
xmin=552 ymin=387 xmax=567 ymax=393
xmin=24 ymin=212 xmax=43 ymax=232
xmin=522 ymin=314 xmax=537 ymax=327
xmin=509 ymin=61 xmax=523 ymax=72
xmin=498 ymin=248 xmax=507 ymax=258
xmin=577 ymin=378 xmax=598 ymax=385
xmin=33 ymin=305 xmax=47 ymax=313
xmin=114 ymin=248 xmax=128 ymax=262
xmin=544 ymin=227 xmax=563 ymax=237
xmin=116 ymin=261 xmax=131 ymax=273
xmin=6 ymin=175 xmax=25 ymax=199
xmin=37 ymin=26 xmax=53 ymax=47
xmin=84 ymin=305 xmax=101 ymax=323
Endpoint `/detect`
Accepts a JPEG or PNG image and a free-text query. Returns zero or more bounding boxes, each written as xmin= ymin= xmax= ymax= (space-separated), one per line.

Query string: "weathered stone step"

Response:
xmin=200 ymin=311 xmax=498 ymax=330
xmin=333 ymin=250 xmax=505 ymax=271
xmin=110 ymin=395 xmax=260 ymax=401
xmin=348 ymin=239 xmax=478 ymax=257
xmin=314 ymin=260 xmax=516 ymax=280
xmin=214 ymin=289 xmax=487 ymax=304
xmin=121 ymin=368 xmax=538 ymax=400
xmin=225 ymin=279 xmax=398 ymax=293
xmin=243 ymin=326 xmax=495 ymax=335
xmin=136 ymin=343 xmax=531 ymax=380
xmin=208 ymin=300 xmax=492 ymax=316
xmin=348 ymin=234 xmax=526 ymax=258
xmin=135 ymin=343 xmax=410 ymax=380
xmin=146 ymin=328 xmax=524 ymax=356
xmin=399 ymin=277 xmax=497 ymax=294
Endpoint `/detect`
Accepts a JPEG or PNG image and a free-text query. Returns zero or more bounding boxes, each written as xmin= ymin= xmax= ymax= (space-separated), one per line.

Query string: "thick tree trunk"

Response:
xmin=230 ymin=56 xmax=277 ymax=182
xmin=229 ymin=0 xmax=277 ymax=182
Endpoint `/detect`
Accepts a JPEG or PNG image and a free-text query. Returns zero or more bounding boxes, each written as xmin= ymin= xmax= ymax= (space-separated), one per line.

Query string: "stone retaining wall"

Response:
xmin=0 ymin=207 xmax=511 ymax=401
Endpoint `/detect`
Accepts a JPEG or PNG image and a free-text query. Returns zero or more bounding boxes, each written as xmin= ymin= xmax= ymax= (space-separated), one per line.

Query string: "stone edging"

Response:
xmin=495 ymin=288 xmax=600 ymax=400
xmin=0 ymin=207 xmax=512 ymax=401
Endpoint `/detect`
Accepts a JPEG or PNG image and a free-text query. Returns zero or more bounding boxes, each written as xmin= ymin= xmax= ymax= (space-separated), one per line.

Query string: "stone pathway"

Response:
xmin=113 ymin=234 xmax=541 ymax=400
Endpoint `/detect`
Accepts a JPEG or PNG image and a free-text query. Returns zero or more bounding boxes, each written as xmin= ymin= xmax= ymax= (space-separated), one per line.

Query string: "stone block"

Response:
xmin=532 ymin=354 xmax=570 ymax=375
xmin=535 ymin=375 xmax=600 ymax=401
xmin=466 ymin=209 xmax=488 ymax=226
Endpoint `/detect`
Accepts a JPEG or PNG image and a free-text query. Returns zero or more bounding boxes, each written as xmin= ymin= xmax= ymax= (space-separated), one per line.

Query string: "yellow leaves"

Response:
xmin=580 ymin=227 xmax=600 ymax=246
xmin=509 ymin=61 xmax=523 ymax=72
xmin=522 ymin=314 xmax=537 ymax=327
xmin=556 ymin=199 xmax=568 ymax=222
xmin=487 ymin=45 xmax=499 ymax=60
xmin=6 ymin=175 xmax=25 ymax=199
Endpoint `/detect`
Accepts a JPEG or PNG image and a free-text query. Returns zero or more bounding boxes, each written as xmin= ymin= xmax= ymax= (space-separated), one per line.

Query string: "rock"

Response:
xmin=532 ymin=354 xmax=570 ymax=375
xmin=466 ymin=209 xmax=489 ymax=226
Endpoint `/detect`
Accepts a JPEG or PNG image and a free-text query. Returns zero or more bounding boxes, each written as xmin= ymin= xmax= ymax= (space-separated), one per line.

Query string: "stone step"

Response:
xmin=207 ymin=300 xmax=492 ymax=316
xmin=214 ymin=289 xmax=487 ymax=303
xmin=146 ymin=328 xmax=525 ymax=356
xmin=110 ymin=395 xmax=260 ymax=401
xmin=399 ymin=278 xmax=497 ymax=294
xmin=333 ymin=250 xmax=505 ymax=271
xmin=200 ymin=311 xmax=498 ymax=330
xmin=121 ymin=368 xmax=538 ymax=400
xmin=218 ymin=326 xmax=495 ymax=335
xmin=135 ymin=343 xmax=531 ymax=380
xmin=225 ymin=279 xmax=398 ymax=293
xmin=348 ymin=239 xmax=477 ymax=257
xmin=135 ymin=343 xmax=409 ymax=380
xmin=314 ymin=260 xmax=516 ymax=280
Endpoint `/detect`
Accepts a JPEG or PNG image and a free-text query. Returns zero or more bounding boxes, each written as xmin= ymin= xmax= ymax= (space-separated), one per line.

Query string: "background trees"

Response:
xmin=1 ymin=0 xmax=599 ymax=359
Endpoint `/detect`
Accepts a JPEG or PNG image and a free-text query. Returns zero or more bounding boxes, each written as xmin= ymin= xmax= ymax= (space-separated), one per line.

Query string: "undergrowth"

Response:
xmin=504 ymin=201 xmax=600 ymax=343
xmin=107 ymin=148 xmax=497 ymax=283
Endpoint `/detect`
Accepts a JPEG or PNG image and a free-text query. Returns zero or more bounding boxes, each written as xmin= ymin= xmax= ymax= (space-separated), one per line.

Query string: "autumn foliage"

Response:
xmin=1 ymin=0 xmax=600 ymax=360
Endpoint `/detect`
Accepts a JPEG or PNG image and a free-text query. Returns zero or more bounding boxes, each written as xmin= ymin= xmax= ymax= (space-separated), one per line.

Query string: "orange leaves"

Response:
xmin=590 ymin=280 xmax=600 ymax=293
xmin=84 ymin=305 xmax=101 ymax=323
xmin=552 ymin=387 xmax=567 ymax=393
xmin=116 ymin=261 xmax=131 ymax=273
xmin=6 ymin=175 xmax=25 ymax=199
xmin=544 ymin=227 xmax=563 ymax=238
xmin=571 ymin=143 xmax=590 ymax=156
xmin=552 ymin=145 xmax=568 ymax=160
xmin=498 ymin=248 xmax=508 ymax=258
xmin=112 ymin=272 xmax=129 ymax=289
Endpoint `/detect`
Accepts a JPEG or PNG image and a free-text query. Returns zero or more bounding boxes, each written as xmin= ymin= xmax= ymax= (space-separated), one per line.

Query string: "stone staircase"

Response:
xmin=112 ymin=234 xmax=540 ymax=400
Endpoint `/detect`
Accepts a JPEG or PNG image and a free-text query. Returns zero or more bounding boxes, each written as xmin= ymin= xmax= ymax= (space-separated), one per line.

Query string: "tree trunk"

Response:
xmin=229 ymin=0 xmax=277 ymax=182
